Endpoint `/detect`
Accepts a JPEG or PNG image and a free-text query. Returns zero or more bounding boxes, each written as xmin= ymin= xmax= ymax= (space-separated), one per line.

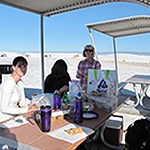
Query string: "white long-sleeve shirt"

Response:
xmin=0 ymin=76 xmax=30 ymax=121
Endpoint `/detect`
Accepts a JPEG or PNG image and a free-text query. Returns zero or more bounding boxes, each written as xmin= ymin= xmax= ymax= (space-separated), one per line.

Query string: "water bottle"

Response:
xmin=62 ymin=92 xmax=70 ymax=104
xmin=53 ymin=90 xmax=61 ymax=111
xmin=74 ymin=92 xmax=83 ymax=123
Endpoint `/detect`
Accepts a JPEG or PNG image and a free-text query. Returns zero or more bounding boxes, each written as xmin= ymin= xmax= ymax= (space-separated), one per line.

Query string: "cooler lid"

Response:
xmin=106 ymin=116 xmax=123 ymax=129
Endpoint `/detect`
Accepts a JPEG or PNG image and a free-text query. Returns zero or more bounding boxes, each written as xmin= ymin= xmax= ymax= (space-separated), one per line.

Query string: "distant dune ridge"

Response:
xmin=0 ymin=52 xmax=150 ymax=90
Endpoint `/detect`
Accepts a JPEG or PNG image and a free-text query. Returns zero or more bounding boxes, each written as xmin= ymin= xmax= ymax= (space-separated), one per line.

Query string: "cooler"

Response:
xmin=104 ymin=115 xmax=123 ymax=145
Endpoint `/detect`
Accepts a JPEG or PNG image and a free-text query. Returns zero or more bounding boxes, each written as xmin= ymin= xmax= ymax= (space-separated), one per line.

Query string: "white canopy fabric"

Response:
xmin=86 ymin=15 xmax=150 ymax=38
xmin=1 ymin=0 xmax=150 ymax=16
xmin=85 ymin=15 xmax=150 ymax=95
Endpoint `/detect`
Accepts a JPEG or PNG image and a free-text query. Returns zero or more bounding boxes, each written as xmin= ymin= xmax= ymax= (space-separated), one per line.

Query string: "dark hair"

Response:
xmin=83 ymin=44 xmax=95 ymax=57
xmin=51 ymin=59 xmax=68 ymax=78
xmin=12 ymin=56 xmax=28 ymax=68
xmin=125 ymin=118 xmax=150 ymax=150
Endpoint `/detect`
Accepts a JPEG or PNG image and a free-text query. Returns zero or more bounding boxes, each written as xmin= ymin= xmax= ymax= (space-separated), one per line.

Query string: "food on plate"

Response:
xmin=65 ymin=127 xmax=82 ymax=136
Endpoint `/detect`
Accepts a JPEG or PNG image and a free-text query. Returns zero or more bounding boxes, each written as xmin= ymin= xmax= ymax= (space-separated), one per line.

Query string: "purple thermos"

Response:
xmin=53 ymin=90 xmax=61 ymax=111
xmin=40 ymin=105 xmax=51 ymax=132
xmin=74 ymin=92 xmax=83 ymax=123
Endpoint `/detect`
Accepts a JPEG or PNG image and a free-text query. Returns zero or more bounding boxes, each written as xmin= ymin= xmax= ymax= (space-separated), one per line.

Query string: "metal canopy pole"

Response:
xmin=88 ymin=28 xmax=98 ymax=60
xmin=113 ymin=37 xmax=119 ymax=96
xmin=40 ymin=15 xmax=45 ymax=92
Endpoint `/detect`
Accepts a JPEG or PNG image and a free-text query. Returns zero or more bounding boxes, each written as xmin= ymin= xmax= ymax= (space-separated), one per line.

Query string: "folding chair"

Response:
xmin=0 ymin=64 xmax=12 ymax=84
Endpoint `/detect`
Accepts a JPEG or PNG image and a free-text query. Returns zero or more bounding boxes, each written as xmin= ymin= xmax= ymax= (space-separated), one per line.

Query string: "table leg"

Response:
xmin=132 ymin=83 xmax=140 ymax=107
xmin=139 ymin=84 xmax=150 ymax=110
xmin=145 ymin=85 xmax=150 ymax=98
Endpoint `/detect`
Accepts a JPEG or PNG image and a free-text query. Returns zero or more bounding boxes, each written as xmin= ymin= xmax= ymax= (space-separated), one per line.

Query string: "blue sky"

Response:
xmin=0 ymin=2 xmax=150 ymax=54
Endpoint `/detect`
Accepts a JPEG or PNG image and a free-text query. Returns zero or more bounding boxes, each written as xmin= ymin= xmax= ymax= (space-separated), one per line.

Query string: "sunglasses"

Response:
xmin=85 ymin=49 xmax=93 ymax=52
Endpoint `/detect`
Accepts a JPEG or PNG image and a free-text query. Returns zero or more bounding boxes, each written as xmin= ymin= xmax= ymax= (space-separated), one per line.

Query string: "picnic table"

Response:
xmin=126 ymin=74 xmax=150 ymax=109
xmin=0 ymin=94 xmax=129 ymax=150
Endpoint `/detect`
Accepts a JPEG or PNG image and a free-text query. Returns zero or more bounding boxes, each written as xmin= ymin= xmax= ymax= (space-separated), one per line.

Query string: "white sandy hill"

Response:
xmin=0 ymin=52 xmax=150 ymax=89
xmin=99 ymin=53 xmax=150 ymax=64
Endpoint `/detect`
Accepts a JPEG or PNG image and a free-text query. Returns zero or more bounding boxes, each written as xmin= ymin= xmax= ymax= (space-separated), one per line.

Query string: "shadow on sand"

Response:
xmin=117 ymin=89 xmax=150 ymax=117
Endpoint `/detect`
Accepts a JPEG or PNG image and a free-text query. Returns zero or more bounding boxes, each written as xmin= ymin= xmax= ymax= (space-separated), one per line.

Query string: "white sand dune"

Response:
xmin=0 ymin=52 xmax=150 ymax=90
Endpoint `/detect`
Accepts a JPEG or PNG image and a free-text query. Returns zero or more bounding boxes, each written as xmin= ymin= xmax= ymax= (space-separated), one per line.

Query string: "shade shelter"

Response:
xmin=1 ymin=1 xmax=150 ymax=90
xmin=1 ymin=0 xmax=150 ymax=16
xmin=86 ymin=15 xmax=150 ymax=93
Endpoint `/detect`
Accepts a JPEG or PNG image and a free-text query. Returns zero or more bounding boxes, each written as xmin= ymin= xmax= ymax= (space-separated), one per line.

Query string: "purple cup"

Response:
xmin=40 ymin=105 xmax=51 ymax=132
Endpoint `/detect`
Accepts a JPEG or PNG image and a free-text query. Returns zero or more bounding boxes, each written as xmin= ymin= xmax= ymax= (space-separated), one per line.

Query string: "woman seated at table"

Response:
xmin=0 ymin=56 xmax=38 ymax=122
xmin=44 ymin=59 xmax=71 ymax=98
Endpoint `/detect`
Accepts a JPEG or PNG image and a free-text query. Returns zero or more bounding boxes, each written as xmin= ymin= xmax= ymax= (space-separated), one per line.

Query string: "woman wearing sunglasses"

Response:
xmin=76 ymin=44 xmax=101 ymax=91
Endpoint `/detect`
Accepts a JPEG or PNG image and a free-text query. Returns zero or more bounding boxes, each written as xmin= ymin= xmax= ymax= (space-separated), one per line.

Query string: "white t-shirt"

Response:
xmin=0 ymin=76 xmax=30 ymax=122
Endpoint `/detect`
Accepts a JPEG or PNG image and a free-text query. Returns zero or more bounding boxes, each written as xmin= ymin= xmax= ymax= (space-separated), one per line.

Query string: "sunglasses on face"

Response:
xmin=85 ymin=49 xmax=93 ymax=52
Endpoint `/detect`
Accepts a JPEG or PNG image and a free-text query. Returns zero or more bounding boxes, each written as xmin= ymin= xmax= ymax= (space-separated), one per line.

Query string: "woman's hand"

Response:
xmin=28 ymin=104 xmax=38 ymax=113
xmin=59 ymin=85 xmax=69 ymax=94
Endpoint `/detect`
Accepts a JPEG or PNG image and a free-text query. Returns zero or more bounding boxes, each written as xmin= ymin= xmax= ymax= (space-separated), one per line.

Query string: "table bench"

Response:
xmin=118 ymin=82 xmax=127 ymax=91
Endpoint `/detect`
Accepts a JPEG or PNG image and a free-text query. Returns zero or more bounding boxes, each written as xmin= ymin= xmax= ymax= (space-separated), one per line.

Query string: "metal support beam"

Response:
xmin=113 ymin=38 xmax=119 ymax=96
xmin=40 ymin=15 xmax=45 ymax=92
xmin=88 ymin=28 xmax=98 ymax=60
